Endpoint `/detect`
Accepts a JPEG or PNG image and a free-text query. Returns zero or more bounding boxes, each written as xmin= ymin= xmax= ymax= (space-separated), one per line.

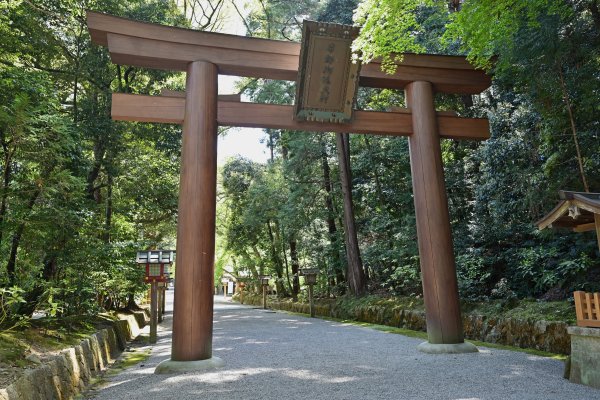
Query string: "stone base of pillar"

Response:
xmin=417 ymin=341 xmax=478 ymax=354
xmin=567 ymin=326 xmax=600 ymax=388
xmin=154 ymin=356 xmax=225 ymax=374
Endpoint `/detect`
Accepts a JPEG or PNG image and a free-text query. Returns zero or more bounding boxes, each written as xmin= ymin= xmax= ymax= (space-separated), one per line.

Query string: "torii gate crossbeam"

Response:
xmin=87 ymin=11 xmax=491 ymax=373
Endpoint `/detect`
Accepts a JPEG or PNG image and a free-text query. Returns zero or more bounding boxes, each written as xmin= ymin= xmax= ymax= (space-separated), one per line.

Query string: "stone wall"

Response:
xmin=0 ymin=311 xmax=147 ymax=400
xmin=242 ymin=295 xmax=570 ymax=354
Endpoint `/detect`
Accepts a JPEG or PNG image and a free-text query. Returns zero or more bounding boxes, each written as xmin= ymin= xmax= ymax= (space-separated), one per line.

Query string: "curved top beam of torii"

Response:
xmin=86 ymin=11 xmax=491 ymax=95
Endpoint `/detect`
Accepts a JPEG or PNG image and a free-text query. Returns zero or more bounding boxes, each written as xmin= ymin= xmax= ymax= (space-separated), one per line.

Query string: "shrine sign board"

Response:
xmin=294 ymin=21 xmax=360 ymax=123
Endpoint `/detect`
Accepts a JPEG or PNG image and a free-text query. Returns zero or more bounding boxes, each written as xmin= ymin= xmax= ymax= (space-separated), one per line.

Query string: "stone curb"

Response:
xmin=0 ymin=311 xmax=147 ymax=400
xmin=241 ymin=295 xmax=571 ymax=354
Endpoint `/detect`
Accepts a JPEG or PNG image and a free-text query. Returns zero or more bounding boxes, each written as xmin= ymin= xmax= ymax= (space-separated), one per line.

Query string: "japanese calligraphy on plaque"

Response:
xmin=294 ymin=20 xmax=361 ymax=123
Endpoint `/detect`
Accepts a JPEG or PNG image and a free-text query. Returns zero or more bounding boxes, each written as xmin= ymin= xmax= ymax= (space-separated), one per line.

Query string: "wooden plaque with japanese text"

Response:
xmin=294 ymin=20 xmax=361 ymax=123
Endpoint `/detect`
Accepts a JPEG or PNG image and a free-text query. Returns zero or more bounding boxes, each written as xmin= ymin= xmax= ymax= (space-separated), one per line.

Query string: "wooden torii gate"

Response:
xmin=87 ymin=12 xmax=491 ymax=372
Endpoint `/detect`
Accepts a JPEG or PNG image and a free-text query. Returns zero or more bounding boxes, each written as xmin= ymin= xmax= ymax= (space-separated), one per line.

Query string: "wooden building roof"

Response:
xmin=536 ymin=191 xmax=600 ymax=233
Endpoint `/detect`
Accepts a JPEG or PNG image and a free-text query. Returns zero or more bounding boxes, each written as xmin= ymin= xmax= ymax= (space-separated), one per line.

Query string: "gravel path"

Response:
xmin=88 ymin=291 xmax=600 ymax=400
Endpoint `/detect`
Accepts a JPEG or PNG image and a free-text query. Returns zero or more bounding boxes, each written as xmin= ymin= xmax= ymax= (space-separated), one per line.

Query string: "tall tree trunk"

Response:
xmin=16 ymin=252 xmax=61 ymax=317
xmin=86 ymin=142 xmax=105 ymax=201
xmin=289 ymin=239 xmax=300 ymax=299
xmin=6 ymin=187 xmax=41 ymax=285
xmin=320 ymin=140 xmax=345 ymax=291
xmin=266 ymin=220 xmax=288 ymax=297
xmin=336 ymin=133 xmax=366 ymax=296
xmin=557 ymin=64 xmax=589 ymax=192
xmin=252 ymin=244 xmax=264 ymax=277
xmin=0 ymin=145 xmax=13 ymax=247
xmin=277 ymin=224 xmax=293 ymax=295
xmin=268 ymin=129 xmax=275 ymax=162
xmin=280 ymin=138 xmax=300 ymax=298
xmin=104 ymin=173 xmax=113 ymax=242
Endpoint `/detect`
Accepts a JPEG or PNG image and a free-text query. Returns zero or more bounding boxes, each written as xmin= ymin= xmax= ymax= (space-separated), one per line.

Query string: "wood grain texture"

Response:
xmin=161 ymin=89 xmax=241 ymax=102
xmin=575 ymin=291 xmax=585 ymax=323
xmin=595 ymin=214 xmax=600 ymax=251
xmin=573 ymin=223 xmax=596 ymax=233
xmin=111 ymin=93 xmax=490 ymax=139
xmin=574 ymin=291 xmax=600 ymax=328
xmin=171 ymin=61 xmax=218 ymax=362
xmin=88 ymin=11 xmax=491 ymax=94
xmin=405 ymin=81 xmax=464 ymax=345
xmin=150 ymin=281 xmax=158 ymax=344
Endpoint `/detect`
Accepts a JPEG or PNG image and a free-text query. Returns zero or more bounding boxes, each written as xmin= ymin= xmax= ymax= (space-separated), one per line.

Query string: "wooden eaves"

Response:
xmin=536 ymin=191 xmax=600 ymax=233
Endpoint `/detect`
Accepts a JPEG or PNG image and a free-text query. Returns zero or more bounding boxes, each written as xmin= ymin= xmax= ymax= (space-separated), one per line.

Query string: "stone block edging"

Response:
xmin=0 ymin=310 xmax=146 ymax=400
xmin=242 ymin=295 xmax=571 ymax=354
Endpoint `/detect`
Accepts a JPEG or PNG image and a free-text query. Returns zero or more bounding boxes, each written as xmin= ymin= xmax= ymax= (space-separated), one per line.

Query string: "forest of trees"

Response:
xmin=1 ymin=0 xmax=599 ymax=327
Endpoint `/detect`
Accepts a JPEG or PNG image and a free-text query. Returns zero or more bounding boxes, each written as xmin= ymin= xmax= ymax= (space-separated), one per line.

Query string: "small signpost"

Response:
xmin=136 ymin=250 xmax=175 ymax=343
xmin=259 ymin=275 xmax=271 ymax=309
xmin=238 ymin=281 xmax=246 ymax=304
xmin=300 ymin=269 xmax=319 ymax=317
xmin=221 ymin=277 xmax=229 ymax=298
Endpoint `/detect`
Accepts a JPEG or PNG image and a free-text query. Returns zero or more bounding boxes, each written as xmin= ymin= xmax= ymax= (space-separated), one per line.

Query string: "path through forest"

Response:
xmin=86 ymin=292 xmax=600 ymax=400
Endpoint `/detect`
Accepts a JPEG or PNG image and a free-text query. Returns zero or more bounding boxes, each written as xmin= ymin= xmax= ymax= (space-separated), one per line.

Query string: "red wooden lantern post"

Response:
xmin=137 ymin=250 xmax=175 ymax=343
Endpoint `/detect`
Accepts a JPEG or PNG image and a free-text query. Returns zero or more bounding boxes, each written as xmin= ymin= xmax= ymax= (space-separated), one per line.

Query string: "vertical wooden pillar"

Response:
xmin=308 ymin=284 xmax=315 ymax=318
xmin=157 ymin=286 xmax=163 ymax=323
xmin=594 ymin=214 xmax=600 ymax=252
xmin=171 ymin=61 xmax=218 ymax=361
xmin=405 ymin=81 xmax=464 ymax=345
xmin=150 ymin=281 xmax=158 ymax=344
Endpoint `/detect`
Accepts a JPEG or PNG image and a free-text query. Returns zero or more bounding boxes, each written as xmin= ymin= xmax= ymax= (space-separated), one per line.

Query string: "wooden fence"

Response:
xmin=574 ymin=291 xmax=600 ymax=328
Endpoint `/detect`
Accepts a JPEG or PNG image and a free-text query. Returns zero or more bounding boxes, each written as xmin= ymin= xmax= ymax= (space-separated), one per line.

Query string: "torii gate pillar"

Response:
xmin=406 ymin=81 xmax=476 ymax=353
xmin=155 ymin=61 xmax=225 ymax=372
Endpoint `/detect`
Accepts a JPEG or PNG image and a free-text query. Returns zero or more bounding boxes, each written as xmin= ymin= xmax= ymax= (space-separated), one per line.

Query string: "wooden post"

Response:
xmin=308 ymin=284 xmax=315 ymax=318
xmin=150 ymin=281 xmax=158 ymax=344
xmin=171 ymin=61 xmax=218 ymax=361
xmin=161 ymin=287 xmax=166 ymax=315
xmin=157 ymin=286 xmax=163 ymax=323
xmin=405 ymin=81 xmax=464 ymax=345
xmin=594 ymin=214 xmax=600 ymax=252
xmin=262 ymin=285 xmax=267 ymax=309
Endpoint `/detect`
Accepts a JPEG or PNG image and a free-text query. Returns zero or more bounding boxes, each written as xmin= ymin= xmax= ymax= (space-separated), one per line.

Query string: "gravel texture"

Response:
xmin=87 ymin=291 xmax=600 ymax=400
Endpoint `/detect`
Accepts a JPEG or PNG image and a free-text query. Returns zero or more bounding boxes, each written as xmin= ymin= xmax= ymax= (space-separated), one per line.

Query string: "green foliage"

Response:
xmin=0 ymin=0 xmax=186 ymax=326
xmin=352 ymin=0 xmax=433 ymax=72
xmin=0 ymin=287 xmax=27 ymax=330
xmin=1 ymin=0 xmax=598 ymax=335
xmin=444 ymin=1 xmax=572 ymax=71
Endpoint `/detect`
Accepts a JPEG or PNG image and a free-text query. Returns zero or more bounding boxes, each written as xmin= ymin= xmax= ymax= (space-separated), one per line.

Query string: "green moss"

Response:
xmin=0 ymin=332 xmax=30 ymax=365
xmin=294 ymin=313 xmax=567 ymax=361
xmin=75 ymin=348 xmax=152 ymax=398
xmin=462 ymin=298 xmax=575 ymax=323
xmin=106 ymin=348 xmax=151 ymax=376
xmin=0 ymin=315 xmax=117 ymax=366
